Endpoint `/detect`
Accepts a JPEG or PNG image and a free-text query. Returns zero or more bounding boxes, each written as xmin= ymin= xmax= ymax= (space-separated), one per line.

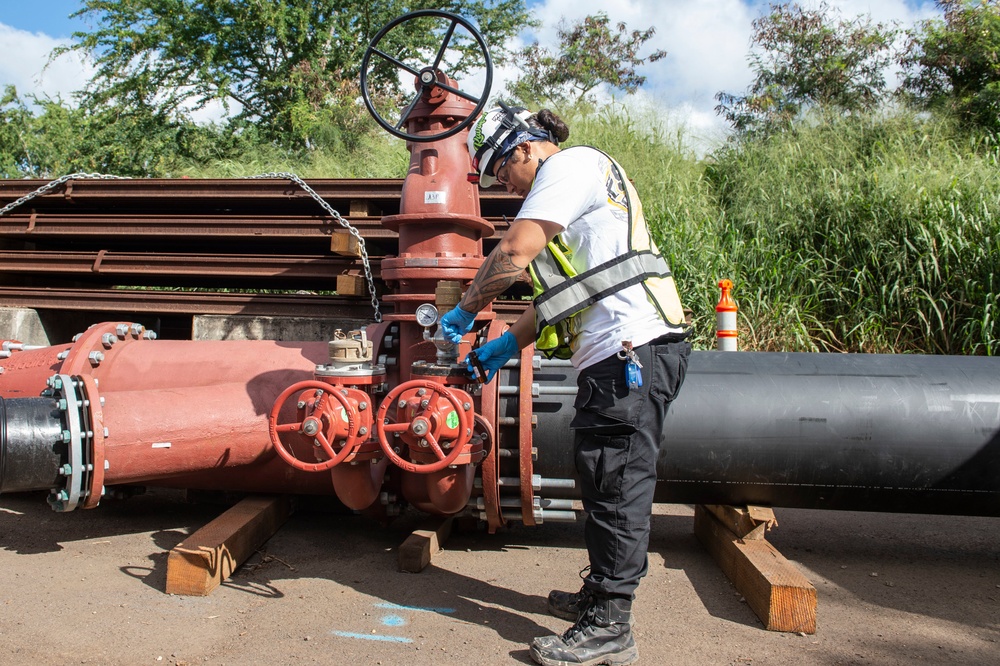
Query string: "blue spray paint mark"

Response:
xmin=375 ymin=602 xmax=456 ymax=614
xmin=332 ymin=631 xmax=413 ymax=644
xmin=381 ymin=614 xmax=407 ymax=627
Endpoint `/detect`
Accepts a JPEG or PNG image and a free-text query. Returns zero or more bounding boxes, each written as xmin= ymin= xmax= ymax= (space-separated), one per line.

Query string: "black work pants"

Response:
xmin=570 ymin=336 xmax=690 ymax=600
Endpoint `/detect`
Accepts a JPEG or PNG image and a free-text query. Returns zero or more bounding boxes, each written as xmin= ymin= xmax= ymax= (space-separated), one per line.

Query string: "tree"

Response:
xmin=506 ymin=13 xmax=666 ymax=106
xmin=59 ymin=0 xmax=532 ymax=148
xmin=0 ymin=86 xmax=35 ymax=178
xmin=716 ymin=2 xmax=898 ymax=135
xmin=900 ymin=0 xmax=1000 ymax=133
xmin=0 ymin=85 xmax=245 ymax=178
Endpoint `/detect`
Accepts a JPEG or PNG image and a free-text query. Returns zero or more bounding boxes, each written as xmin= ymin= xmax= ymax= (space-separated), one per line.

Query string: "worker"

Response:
xmin=439 ymin=103 xmax=692 ymax=666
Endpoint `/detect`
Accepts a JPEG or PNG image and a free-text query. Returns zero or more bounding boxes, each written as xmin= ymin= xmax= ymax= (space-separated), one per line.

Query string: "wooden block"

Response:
xmin=694 ymin=505 xmax=816 ymax=633
xmin=398 ymin=516 xmax=453 ymax=573
xmin=330 ymin=232 xmax=362 ymax=257
xmin=166 ymin=495 xmax=290 ymax=596
xmin=703 ymin=504 xmax=777 ymax=540
xmin=349 ymin=199 xmax=376 ymax=217
xmin=336 ymin=273 xmax=367 ymax=296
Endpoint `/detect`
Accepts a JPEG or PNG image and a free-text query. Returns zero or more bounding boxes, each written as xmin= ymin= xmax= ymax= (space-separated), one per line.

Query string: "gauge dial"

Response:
xmin=415 ymin=303 xmax=439 ymax=327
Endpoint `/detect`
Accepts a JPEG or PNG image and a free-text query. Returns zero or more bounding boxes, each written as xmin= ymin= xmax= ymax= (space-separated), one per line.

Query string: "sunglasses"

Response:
xmin=494 ymin=150 xmax=515 ymax=185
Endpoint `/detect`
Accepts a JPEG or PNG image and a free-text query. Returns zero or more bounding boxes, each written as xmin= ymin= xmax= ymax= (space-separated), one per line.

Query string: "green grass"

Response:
xmin=175 ymin=132 xmax=409 ymax=178
xmin=706 ymin=112 xmax=1000 ymax=354
xmin=120 ymin=105 xmax=1000 ymax=355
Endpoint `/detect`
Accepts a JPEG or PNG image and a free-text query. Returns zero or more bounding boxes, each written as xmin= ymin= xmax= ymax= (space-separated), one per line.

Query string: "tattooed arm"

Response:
xmin=458 ymin=217 xmax=561 ymax=313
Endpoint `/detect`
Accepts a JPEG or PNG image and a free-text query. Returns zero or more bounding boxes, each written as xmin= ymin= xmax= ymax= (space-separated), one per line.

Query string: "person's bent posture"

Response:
xmin=440 ymin=104 xmax=692 ymax=666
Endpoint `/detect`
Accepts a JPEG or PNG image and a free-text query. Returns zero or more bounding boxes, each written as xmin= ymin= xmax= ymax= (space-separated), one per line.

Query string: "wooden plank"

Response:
xmin=349 ymin=199 xmax=378 ymax=217
xmin=703 ymin=504 xmax=777 ymax=540
xmin=336 ymin=273 xmax=368 ymax=296
xmin=330 ymin=232 xmax=362 ymax=257
xmin=166 ymin=495 xmax=291 ymax=596
xmin=694 ymin=505 xmax=816 ymax=633
xmin=398 ymin=516 xmax=453 ymax=573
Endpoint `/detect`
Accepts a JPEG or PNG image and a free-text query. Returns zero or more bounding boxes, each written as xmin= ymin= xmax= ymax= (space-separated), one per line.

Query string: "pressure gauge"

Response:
xmin=415 ymin=303 xmax=439 ymax=328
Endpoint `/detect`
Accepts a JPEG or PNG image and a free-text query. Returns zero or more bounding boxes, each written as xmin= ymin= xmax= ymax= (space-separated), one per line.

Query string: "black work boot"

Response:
xmin=530 ymin=596 xmax=638 ymax=666
xmin=547 ymin=565 xmax=592 ymax=621
xmin=547 ymin=585 xmax=592 ymax=621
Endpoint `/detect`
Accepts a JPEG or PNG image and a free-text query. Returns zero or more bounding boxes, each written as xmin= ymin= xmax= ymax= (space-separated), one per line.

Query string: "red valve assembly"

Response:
xmin=266 ymin=325 xmax=488 ymax=516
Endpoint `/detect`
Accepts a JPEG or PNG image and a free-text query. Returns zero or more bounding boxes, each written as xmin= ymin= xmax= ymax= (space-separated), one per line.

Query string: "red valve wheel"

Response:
xmin=376 ymin=380 xmax=471 ymax=474
xmin=268 ymin=380 xmax=363 ymax=472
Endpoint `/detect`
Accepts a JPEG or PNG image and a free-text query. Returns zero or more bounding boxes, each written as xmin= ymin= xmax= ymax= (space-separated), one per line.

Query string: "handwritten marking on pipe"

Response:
xmin=375 ymin=602 xmax=456 ymax=614
xmin=332 ymin=631 xmax=412 ymax=644
xmin=151 ymin=442 xmax=172 ymax=449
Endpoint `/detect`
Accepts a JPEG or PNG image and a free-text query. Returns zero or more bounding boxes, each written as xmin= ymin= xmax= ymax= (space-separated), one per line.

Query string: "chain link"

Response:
xmin=244 ymin=172 xmax=382 ymax=323
xmin=0 ymin=171 xmax=383 ymax=323
xmin=0 ymin=172 xmax=131 ymax=218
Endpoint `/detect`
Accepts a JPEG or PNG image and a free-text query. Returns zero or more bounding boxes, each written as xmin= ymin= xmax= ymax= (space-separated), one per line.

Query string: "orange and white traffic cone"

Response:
xmin=716 ymin=279 xmax=738 ymax=352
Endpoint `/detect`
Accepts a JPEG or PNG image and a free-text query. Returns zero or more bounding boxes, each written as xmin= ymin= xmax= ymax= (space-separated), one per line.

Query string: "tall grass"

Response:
xmin=708 ymin=112 xmax=1000 ymax=354
xmin=178 ymin=105 xmax=998 ymax=355
xmin=177 ymin=131 xmax=409 ymax=178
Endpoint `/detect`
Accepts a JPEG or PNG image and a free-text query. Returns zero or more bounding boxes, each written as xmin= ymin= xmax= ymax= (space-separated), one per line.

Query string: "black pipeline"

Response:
xmin=519 ymin=351 xmax=1000 ymax=517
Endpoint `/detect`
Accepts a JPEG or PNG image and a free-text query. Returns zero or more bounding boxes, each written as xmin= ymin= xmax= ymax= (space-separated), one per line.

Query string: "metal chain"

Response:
xmin=0 ymin=171 xmax=383 ymax=323
xmin=0 ymin=172 xmax=131 ymax=218
xmin=244 ymin=172 xmax=382 ymax=323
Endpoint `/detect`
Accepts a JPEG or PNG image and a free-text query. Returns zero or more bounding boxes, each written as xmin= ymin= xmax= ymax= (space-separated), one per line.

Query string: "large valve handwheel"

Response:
xmin=268 ymin=381 xmax=363 ymax=472
xmin=360 ymin=9 xmax=493 ymax=142
xmin=376 ymin=380 xmax=471 ymax=474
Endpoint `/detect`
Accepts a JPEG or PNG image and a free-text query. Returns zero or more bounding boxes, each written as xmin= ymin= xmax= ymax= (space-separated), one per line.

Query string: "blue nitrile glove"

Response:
xmin=439 ymin=306 xmax=477 ymax=344
xmin=466 ymin=331 xmax=519 ymax=383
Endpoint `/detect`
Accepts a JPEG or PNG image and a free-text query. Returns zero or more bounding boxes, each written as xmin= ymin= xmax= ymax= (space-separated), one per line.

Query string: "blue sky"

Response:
xmin=1 ymin=1 xmax=943 ymax=147
xmin=3 ymin=1 xmax=87 ymax=37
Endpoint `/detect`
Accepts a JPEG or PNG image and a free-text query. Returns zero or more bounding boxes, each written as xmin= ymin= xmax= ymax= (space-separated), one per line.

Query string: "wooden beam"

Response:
xmin=349 ymin=199 xmax=378 ymax=217
xmin=330 ymin=231 xmax=362 ymax=257
xmin=166 ymin=495 xmax=291 ymax=596
xmin=336 ymin=273 xmax=368 ymax=296
xmin=694 ymin=505 xmax=816 ymax=634
xmin=703 ymin=504 xmax=777 ymax=540
xmin=398 ymin=516 xmax=453 ymax=573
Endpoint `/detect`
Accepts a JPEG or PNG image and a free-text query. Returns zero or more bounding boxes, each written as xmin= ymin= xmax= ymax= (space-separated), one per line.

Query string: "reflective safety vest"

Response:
xmin=528 ymin=148 xmax=688 ymax=359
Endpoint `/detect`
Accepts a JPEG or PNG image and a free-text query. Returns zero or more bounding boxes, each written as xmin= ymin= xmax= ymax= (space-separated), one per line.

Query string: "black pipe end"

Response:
xmin=0 ymin=397 xmax=63 ymax=495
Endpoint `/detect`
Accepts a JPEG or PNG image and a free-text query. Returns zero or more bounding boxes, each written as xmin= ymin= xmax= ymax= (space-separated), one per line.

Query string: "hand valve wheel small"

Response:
xmin=268 ymin=380 xmax=364 ymax=472
xmin=376 ymin=381 xmax=472 ymax=474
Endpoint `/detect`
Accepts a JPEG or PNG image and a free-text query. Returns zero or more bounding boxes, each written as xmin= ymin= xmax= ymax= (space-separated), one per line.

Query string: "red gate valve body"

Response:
xmin=268 ymin=380 xmax=373 ymax=472
xmin=375 ymin=380 xmax=474 ymax=474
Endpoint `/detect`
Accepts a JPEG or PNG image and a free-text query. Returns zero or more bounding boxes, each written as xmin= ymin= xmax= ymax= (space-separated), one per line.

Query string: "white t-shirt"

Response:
xmin=516 ymin=146 xmax=682 ymax=369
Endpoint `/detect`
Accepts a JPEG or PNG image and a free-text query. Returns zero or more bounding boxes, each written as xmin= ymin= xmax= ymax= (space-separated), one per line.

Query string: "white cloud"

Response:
xmin=0 ymin=23 xmax=92 ymax=103
xmin=519 ymin=0 xmax=944 ymax=151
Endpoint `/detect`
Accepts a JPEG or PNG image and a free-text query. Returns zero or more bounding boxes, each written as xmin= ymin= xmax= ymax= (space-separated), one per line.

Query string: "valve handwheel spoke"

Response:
xmin=383 ymin=422 xmax=411 ymax=433
xmin=314 ymin=430 xmax=338 ymax=460
xmin=423 ymin=433 xmax=447 ymax=460
xmin=268 ymin=380 xmax=363 ymax=472
xmin=360 ymin=9 xmax=493 ymax=142
xmin=274 ymin=422 xmax=303 ymax=433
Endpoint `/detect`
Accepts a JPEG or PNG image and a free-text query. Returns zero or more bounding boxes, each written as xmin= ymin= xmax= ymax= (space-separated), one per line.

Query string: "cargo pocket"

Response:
xmin=650 ymin=341 xmax=691 ymax=407
xmin=575 ymin=433 xmax=630 ymax=499
xmin=570 ymin=357 xmax=639 ymax=435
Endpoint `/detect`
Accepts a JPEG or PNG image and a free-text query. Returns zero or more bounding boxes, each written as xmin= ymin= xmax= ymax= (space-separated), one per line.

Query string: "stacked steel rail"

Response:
xmin=0 ymin=177 xmax=525 ymax=331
